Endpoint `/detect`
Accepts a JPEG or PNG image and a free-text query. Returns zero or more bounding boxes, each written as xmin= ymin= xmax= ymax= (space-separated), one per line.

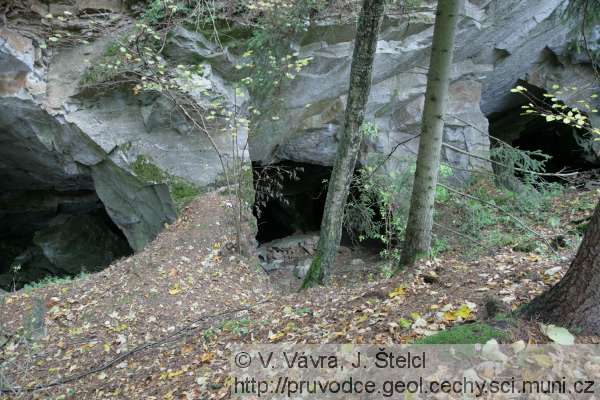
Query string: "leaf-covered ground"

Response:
xmin=1 ymin=190 xmax=597 ymax=399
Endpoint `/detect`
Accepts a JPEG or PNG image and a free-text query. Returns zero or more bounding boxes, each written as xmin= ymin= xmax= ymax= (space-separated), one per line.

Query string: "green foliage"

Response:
xmin=345 ymin=157 xmax=454 ymax=265
xmin=142 ymin=0 xmax=193 ymax=25
xmin=203 ymin=328 xmax=217 ymax=341
xmin=132 ymin=155 xmax=201 ymax=212
xmin=22 ymin=272 xmax=89 ymax=293
xmin=79 ymin=33 xmax=136 ymax=86
xmin=360 ymin=122 xmax=379 ymax=140
xmin=435 ymin=164 xmax=454 ymax=203
xmin=345 ymin=161 xmax=412 ymax=265
xmin=415 ymin=323 xmax=506 ymax=344
xmin=452 ymin=176 xmax=563 ymax=255
xmin=491 ymin=141 xmax=551 ymax=187
xmin=430 ymin=238 xmax=450 ymax=258
xmin=301 ymin=253 xmax=322 ymax=288
xmin=220 ymin=318 xmax=252 ymax=336
xmin=294 ymin=307 xmax=313 ymax=316
xmin=235 ymin=1 xmax=320 ymax=98
xmin=511 ymin=84 xmax=598 ymax=136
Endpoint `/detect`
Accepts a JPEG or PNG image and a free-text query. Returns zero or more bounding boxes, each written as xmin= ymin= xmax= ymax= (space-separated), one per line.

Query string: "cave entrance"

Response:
xmin=252 ymin=160 xmax=383 ymax=252
xmin=488 ymin=84 xmax=600 ymax=180
xmin=253 ymin=161 xmax=330 ymax=244
xmin=0 ymin=190 xmax=133 ymax=291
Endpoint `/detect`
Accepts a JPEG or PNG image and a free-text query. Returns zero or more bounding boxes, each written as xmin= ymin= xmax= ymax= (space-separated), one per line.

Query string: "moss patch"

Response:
xmin=415 ymin=323 xmax=506 ymax=345
xmin=132 ymin=155 xmax=201 ymax=213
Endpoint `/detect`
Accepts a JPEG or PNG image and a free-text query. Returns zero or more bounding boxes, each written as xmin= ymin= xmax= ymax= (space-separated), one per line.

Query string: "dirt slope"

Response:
xmin=0 ymin=191 xmax=594 ymax=399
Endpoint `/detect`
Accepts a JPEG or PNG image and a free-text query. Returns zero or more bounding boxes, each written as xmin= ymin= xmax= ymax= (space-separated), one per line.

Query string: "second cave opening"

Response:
xmin=488 ymin=84 xmax=600 ymax=181
xmin=252 ymin=161 xmax=330 ymax=244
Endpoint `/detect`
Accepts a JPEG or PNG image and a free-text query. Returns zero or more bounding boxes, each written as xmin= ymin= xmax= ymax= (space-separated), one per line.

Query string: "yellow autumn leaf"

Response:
xmin=269 ymin=331 xmax=286 ymax=342
xmin=443 ymin=311 xmax=457 ymax=322
xmin=69 ymin=327 xmax=83 ymax=335
xmin=455 ymin=304 xmax=473 ymax=319
xmin=224 ymin=376 xmax=235 ymax=388
xmin=284 ymin=322 xmax=297 ymax=332
xmin=443 ymin=304 xmax=474 ymax=322
xmin=113 ymin=323 xmax=129 ymax=332
xmin=181 ymin=344 xmax=194 ymax=355
xmin=201 ymin=352 xmax=215 ymax=363
xmin=388 ymin=285 xmax=407 ymax=299
xmin=356 ymin=314 xmax=369 ymax=324
xmin=161 ymin=369 xmax=185 ymax=380
xmin=169 ymin=282 xmax=183 ymax=295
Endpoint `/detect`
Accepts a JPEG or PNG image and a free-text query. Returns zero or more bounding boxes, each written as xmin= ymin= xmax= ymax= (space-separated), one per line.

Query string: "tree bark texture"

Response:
xmin=302 ymin=0 xmax=385 ymax=288
xmin=401 ymin=0 xmax=463 ymax=267
xmin=524 ymin=197 xmax=600 ymax=334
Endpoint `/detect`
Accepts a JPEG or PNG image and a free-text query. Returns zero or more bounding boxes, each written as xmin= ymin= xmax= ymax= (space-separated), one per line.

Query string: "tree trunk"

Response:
xmin=302 ymin=0 xmax=385 ymax=288
xmin=523 ymin=197 xmax=600 ymax=334
xmin=400 ymin=0 xmax=462 ymax=267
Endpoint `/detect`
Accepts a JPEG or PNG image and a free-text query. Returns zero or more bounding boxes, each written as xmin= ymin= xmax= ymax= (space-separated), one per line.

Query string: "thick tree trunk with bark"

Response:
xmin=523 ymin=198 xmax=600 ymax=334
xmin=302 ymin=0 xmax=384 ymax=288
xmin=401 ymin=0 xmax=462 ymax=267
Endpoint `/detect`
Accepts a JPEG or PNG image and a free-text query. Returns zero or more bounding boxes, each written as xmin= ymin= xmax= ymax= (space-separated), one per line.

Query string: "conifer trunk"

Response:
xmin=401 ymin=0 xmax=462 ymax=267
xmin=302 ymin=0 xmax=384 ymax=288
xmin=524 ymin=198 xmax=600 ymax=334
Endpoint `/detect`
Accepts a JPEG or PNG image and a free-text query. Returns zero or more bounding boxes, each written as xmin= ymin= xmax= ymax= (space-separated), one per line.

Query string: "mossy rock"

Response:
xmin=132 ymin=155 xmax=201 ymax=212
xmin=415 ymin=323 xmax=507 ymax=345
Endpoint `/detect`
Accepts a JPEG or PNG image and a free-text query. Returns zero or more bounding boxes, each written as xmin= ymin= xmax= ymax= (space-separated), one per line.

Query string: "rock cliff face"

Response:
xmin=0 ymin=17 xmax=176 ymax=288
xmin=5 ymin=1 xmax=596 ymax=189
xmin=249 ymin=0 xmax=598 ymax=177
xmin=0 ymin=0 xmax=597 ymax=285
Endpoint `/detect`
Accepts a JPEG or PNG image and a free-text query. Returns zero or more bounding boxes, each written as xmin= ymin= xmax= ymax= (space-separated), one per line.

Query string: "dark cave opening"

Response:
xmin=488 ymin=84 xmax=600 ymax=180
xmin=0 ymin=190 xmax=132 ymax=291
xmin=252 ymin=161 xmax=385 ymax=253
xmin=511 ymin=118 xmax=596 ymax=173
xmin=253 ymin=161 xmax=330 ymax=244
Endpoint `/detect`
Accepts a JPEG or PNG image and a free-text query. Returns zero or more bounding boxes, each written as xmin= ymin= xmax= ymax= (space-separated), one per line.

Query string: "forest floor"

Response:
xmin=1 ymin=188 xmax=598 ymax=399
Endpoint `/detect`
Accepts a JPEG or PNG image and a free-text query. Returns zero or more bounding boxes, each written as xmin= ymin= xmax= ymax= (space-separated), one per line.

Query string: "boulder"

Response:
xmin=0 ymin=30 xmax=177 ymax=264
xmin=293 ymin=258 xmax=312 ymax=280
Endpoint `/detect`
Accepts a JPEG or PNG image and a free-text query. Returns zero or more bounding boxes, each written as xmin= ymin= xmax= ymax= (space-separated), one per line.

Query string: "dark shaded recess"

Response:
xmin=488 ymin=83 xmax=599 ymax=181
xmin=252 ymin=160 xmax=385 ymax=253
xmin=253 ymin=161 xmax=330 ymax=243
xmin=511 ymin=117 xmax=597 ymax=173
xmin=0 ymin=190 xmax=132 ymax=290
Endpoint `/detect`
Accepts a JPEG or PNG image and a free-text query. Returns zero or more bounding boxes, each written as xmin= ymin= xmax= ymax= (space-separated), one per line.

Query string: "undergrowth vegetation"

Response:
xmin=415 ymin=322 xmax=507 ymax=344
xmin=21 ymin=272 xmax=90 ymax=293
xmin=48 ymin=0 xmax=595 ymax=270
xmin=132 ymin=155 xmax=201 ymax=212
xmin=345 ymin=138 xmax=591 ymax=269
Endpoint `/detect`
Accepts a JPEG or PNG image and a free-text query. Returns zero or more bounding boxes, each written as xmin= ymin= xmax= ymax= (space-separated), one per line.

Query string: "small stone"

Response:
xmin=544 ymin=267 xmax=562 ymax=277
xmin=261 ymin=259 xmax=284 ymax=272
xmin=293 ymin=258 xmax=312 ymax=279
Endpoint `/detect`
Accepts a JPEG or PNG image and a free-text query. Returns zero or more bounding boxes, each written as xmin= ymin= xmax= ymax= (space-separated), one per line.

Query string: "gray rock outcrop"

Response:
xmin=0 ymin=26 xmax=176 ymax=285
xmin=5 ymin=0 xmax=596 ymax=192
xmin=0 ymin=0 xmax=598 ymax=286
